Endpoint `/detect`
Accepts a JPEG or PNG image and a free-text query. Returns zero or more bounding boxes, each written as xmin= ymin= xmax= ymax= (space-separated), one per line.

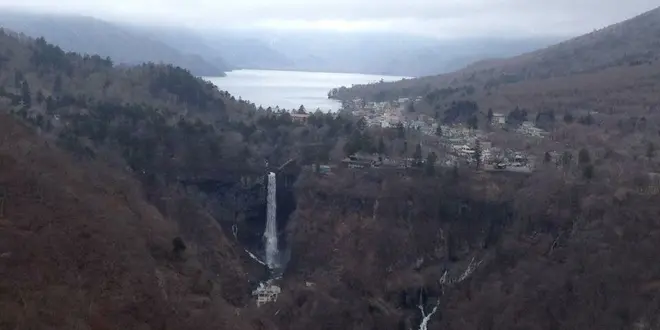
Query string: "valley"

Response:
xmin=0 ymin=4 xmax=660 ymax=330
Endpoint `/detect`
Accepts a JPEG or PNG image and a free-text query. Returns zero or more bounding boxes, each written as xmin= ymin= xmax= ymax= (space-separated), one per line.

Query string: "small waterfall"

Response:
xmin=264 ymin=172 xmax=279 ymax=270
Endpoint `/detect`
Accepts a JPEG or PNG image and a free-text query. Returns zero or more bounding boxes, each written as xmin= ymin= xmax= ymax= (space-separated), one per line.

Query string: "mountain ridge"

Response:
xmin=331 ymin=5 xmax=660 ymax=101
xmin=0 ymin=11 xmax=228 ymax=76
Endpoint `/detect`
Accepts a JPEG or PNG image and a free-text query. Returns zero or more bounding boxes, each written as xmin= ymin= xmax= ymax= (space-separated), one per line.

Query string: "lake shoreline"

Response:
xmin=205 ymin=69 xmax=407 ymax=112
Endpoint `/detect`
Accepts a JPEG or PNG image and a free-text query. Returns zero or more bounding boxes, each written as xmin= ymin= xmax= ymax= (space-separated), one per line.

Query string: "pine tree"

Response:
xmin=36 ymin=90 xmax=44 ymax=105
xmin=468 ymin=115 xmax=478 ymax=130
xmin=435 ymin=125 xmax=443 ymax=137
xmin=53 ymin=74 xmax=63 ymax=94
xmin=544 ymin=151 xmax=552 ymax=163
xmin=21 ymin=81 xmax=31 ymax=108
xmin=357 ymin=117 xmax=367 ymax=131
xmin=378 ymin=137 xmax=386 ymax=155
xmin=647 ymin=142 xmax=656 ymax=159
xmin=425 ymin=152 xmax=438 ymax=175
xmin=14 ymin=70 xmax=24 ymax=88
xmin=582 ymin=164 xmax=595 ymax=180
xmin=578 ymin=148 xmax=591 ymax=166
xmin=407 ymin=102 xmax=415 ymax=113
xmin=396 ymin=122 xmax=405 ymax=138
xmin=562 ymin=151 xmax=573 ymax=168
xmin=413 ymin=143 xmax=423 ymax=167
xmin=473 ymin=140 xmax=482 ymax=169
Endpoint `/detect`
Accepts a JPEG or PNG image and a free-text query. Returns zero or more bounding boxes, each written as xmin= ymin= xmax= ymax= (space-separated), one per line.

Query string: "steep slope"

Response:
xmin=123 ymin=24 xmax=234 ymax=72
xmin=0 ymin=113 xmax=253 ymax=330
xmin=257 ymin=164 xmax=660 ymax=330
xmin=201 ymin=34 xmax=294 ymax=71
xmin=127 ymin=25 xmax=295 ymax=72
xmin=0 ymin=11 xmax=227 ymax=76
xmin=333 ymin=6 xmax=660 ymax=100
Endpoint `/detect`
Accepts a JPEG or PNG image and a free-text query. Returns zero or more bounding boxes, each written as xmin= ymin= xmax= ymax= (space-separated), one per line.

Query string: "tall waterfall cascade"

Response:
xmin=264 ymin=172 xmax=279 ymax=270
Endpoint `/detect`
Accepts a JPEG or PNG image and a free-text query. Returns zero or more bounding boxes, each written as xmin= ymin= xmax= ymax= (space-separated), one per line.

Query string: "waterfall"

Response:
xmin=264 ymin=172 xmax=279 ymax=269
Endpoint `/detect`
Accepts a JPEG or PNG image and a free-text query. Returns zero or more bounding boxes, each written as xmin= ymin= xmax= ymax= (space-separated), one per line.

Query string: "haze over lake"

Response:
xmin=205 ymin=70 xmax=408 ymax=112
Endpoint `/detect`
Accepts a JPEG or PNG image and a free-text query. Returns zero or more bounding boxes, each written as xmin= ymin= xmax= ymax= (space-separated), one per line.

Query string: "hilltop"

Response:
xmin=0 ymin=11 xmax=228 ymax=76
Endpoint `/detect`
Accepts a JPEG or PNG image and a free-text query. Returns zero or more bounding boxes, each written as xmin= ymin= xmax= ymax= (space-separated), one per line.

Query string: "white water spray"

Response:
xmin=264 ymin=172 xmax=279 ymax=269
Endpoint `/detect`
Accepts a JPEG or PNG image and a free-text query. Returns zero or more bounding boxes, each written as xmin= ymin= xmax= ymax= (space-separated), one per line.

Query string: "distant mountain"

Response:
xmin=376 ymin=36 xmax=563 ymax=76
xmin=0 ymin=11 xmax=228 ymax=76
xmin=130 ymin=26 xmax=294 ymax=72
xmin=332 ymin=6 xmax=660 ymax=101
xmin=204 ymin=30 xmax=560 ymax=76
xmin=128 ymin=24 xmax=558 ymax=77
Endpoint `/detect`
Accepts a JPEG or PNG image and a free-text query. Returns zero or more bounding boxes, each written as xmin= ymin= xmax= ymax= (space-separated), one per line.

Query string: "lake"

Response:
xmin=205 ymin=69 xmax=408 ymax=112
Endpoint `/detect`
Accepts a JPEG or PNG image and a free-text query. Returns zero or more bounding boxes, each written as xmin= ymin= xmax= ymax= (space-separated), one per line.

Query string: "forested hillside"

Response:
xmin=0 ymin=27 xmax=353 ymax=330
xmin=3 ymin=12 xmax=660 ymax=330
xmin=0 ymin=11 xmax=228 ymax=76
xmin=331 ymin=6 xmax=660 ymax=101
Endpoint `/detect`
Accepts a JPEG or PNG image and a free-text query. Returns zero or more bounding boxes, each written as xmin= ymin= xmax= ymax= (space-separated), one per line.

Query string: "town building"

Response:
xmin=252 ymin=281 xmax=281 ymax=307
xmin=291 ymin=113 xmax=310 ymax=124
xmin=492 ymin=113 xmax=506 ymax=125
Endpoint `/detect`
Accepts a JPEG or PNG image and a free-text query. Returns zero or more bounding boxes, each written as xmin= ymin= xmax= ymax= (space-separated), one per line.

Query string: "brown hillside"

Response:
xmin=0 ymin=113 xmax=252 ymax=330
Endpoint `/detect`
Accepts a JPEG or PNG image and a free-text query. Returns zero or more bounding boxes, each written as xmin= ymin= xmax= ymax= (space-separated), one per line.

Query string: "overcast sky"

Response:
xmin=0 ymin=0 xmax=658 ymax=38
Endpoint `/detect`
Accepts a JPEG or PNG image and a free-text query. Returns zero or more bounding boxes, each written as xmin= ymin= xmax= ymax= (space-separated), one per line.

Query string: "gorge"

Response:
xmin=2 ymin=9 xmax=660 ymax=328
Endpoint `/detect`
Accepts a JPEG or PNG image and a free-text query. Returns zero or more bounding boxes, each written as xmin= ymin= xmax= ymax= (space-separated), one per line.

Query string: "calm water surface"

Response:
xmin=205 ymin=69 xmax=408 ymax=112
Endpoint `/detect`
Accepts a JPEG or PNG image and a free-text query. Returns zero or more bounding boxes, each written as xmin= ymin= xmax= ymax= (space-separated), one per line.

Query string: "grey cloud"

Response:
xmin=0 ymin=0 xmax=657 ymax=38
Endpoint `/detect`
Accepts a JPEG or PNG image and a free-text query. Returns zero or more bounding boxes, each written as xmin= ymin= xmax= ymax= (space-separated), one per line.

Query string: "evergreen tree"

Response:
xmin=396 ymin=122 xmax=405 ymax=138
xmin=378 ymin=137 xmax=386 ymax=155
xmin=578 ymin=148 xmax=591 ymax=166
xmin=473 ymin=140 xmax=482 ymax=169
xmin=425 ymin=152 xmax=438 ymax=176
xmin=582 ymin=164 xmax=595 ymax=180
xmin=563 ymin=112 xmax=574 ymax=124
xmin=451 ymin=163 xmax=459 ymax=179
xmin=435 ymin=125 xmax=443 ymax=137
xmin=14 ymin=70 xmax=24 ymax=88
xmin=544 ymin=151 xmax=552 ymax=163
xmin=45 ymin=96 xmax=55 ymax=114
xmin=21 ymin=81 xmax=31 ymax=108
xmin=53 ymin=74 xmax=63 ymax=94
xmin=36 ymin=90 xmax=44 ymax=105
xmin=468 ymin=115 xmax=478 ymax=130
xmin=487 ymin=108 xmax=494 ymax=123
xmin=413 ymin=143 xmax=423 ymax=167
xmin=562 ymin=151 xmax=573 ymax=168
xmin=647 ymin=142 xmax=656 ymax=159
xmin=407 ymin=102 xmax=415 ymax=113
xmin=357 ymin=117 xmax=367 ymax=131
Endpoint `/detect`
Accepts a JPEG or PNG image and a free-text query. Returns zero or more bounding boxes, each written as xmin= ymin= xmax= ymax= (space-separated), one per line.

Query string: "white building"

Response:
xmin=252 ymin=281 xmax=281 ymax=307
xmin=492 ymin=113 xmax=506 ymax=125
